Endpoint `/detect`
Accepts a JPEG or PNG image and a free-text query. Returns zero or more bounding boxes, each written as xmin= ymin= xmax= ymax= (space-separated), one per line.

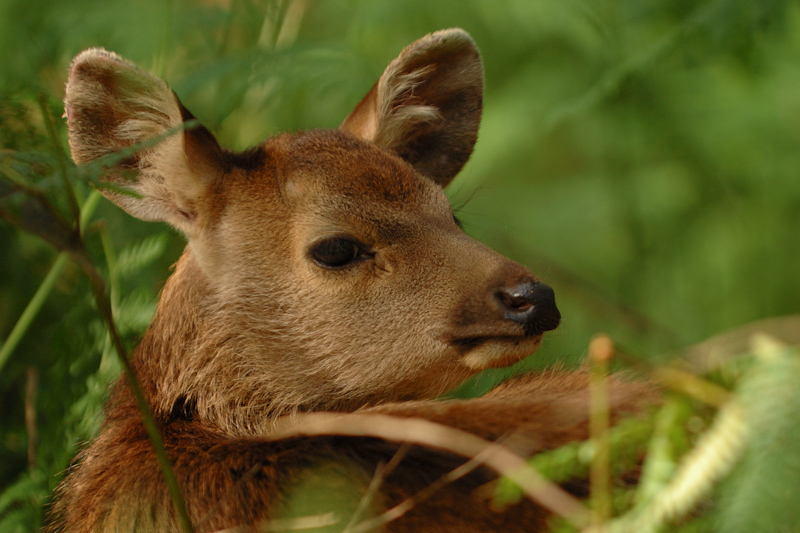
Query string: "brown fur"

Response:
xmin=49 ymin=29 xmax=656 ymax=532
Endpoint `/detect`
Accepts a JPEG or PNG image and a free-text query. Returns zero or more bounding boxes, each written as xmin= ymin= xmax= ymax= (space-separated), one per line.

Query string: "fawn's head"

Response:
xmin=64 ymin=29 xmax=560 ymax=431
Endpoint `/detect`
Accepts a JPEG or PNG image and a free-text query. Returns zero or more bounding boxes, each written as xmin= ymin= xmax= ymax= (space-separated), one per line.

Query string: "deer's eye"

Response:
xmin=310 ymin=237 xmax=364 ymax=269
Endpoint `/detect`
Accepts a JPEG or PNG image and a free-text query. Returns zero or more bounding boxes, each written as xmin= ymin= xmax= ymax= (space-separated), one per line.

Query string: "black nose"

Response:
xmin=496 ymin=281 xmax=561 ymax=334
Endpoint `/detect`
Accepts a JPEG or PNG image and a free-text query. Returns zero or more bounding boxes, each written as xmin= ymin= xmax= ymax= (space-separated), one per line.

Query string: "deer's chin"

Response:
xmin=460 ymin=334 xmax=543 ymax=370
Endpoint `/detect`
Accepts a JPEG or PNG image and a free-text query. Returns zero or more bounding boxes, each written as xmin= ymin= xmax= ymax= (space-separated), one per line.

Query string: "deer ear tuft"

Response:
xmin=340 ymin=28 xmax=483 ymax=188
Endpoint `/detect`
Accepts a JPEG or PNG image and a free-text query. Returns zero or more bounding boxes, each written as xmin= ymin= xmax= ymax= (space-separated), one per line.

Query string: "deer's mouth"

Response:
xmin=448 ymin=333 xmax=544 ymax=370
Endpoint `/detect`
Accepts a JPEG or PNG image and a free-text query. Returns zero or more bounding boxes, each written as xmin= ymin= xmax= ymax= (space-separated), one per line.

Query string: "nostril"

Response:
xmin=500 ymin=291 xmax=533 ymax=313
xmin=496 ymin=281 xmax=561 ymax=333
xmin=496 ymin=282 xmax=537 ymax=314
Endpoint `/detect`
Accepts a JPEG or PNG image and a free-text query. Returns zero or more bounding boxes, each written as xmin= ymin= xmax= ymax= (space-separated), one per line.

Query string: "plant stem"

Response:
xmin=75 ymin=253 xmax=194 ymax=533
xmin=0 ymin=253 xmax=68 ymax=374
xmin=590 ymin=334 xmax=613 ymax=528
xmin=37 ymin=94 xmax=81 ymax=231
xmin=25 ymin=366 xmax=39 ymax=469
xmin=0 ymin=190 xmax=101 ymax=374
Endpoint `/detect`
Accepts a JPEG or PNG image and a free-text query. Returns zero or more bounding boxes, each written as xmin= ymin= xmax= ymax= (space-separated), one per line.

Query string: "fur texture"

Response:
xmin=49 ymin=29 xmax=656 ymax=532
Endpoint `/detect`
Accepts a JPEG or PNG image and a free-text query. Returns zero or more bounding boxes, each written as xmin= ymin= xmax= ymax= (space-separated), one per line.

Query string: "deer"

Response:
xmin=49 ymin=29 xmax=655 ymax=532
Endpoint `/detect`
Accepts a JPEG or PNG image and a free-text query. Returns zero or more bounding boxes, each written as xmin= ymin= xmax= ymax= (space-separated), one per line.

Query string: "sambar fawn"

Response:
xmin=49 ymin=29 xmax=654 ymax=532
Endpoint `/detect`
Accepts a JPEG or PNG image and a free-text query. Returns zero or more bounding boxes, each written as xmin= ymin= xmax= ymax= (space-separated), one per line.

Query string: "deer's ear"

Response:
xmin=65 ymin=48 xmax=226 ymax=237
xmin=340 ymin=28 xmax=483 ymax=188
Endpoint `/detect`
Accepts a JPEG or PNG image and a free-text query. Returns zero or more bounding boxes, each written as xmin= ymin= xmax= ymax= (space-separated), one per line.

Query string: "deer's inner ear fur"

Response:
xmin=340 ymin=28 xmax=484 ymax=188
xmin=65 ymin=48 xmax=225 ymax=237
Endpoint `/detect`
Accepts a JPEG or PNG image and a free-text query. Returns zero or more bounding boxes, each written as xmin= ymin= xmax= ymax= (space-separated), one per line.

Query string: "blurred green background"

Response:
xmin=1 ymin=0 xmax=798 ymax=529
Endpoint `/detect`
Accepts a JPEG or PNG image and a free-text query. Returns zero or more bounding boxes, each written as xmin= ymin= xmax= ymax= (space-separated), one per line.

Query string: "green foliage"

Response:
xmin=716 ymin=342 xmax=800 ymax=533
xmin=276 ymin=460 xmax=379 ymax=533
xmin=1 ymin=0 xmax=798 ymax=530
xmin=494 ymin=414 xmax=658 ymax=506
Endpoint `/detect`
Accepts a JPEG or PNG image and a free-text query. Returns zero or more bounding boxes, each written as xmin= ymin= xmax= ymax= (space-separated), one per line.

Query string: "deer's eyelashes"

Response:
xmin=309 ymin=236 xmax=373 ymax=270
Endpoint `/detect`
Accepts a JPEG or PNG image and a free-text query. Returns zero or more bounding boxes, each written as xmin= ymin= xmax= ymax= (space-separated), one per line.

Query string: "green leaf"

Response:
xmin=114 ymin=234 xmax=169 ymax=279
xmin=716 ymin=345 xmax=800 ymax=533
xmin=117 ymin=287 xmax=157 ymax=334
xmin=0 ymin=471 xmax=47 ymax=517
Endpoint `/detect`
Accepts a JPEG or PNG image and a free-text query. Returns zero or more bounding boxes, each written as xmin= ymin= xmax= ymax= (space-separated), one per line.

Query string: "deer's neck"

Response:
xmin=116 ymin=250 xmax=353 ymax=437
xmin=128 ymin=251 xmax=216 ymax=417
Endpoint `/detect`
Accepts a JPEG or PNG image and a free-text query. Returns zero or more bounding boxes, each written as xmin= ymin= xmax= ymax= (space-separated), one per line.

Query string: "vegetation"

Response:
xmin=1 ymin=0 xmax=798 ymax=531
